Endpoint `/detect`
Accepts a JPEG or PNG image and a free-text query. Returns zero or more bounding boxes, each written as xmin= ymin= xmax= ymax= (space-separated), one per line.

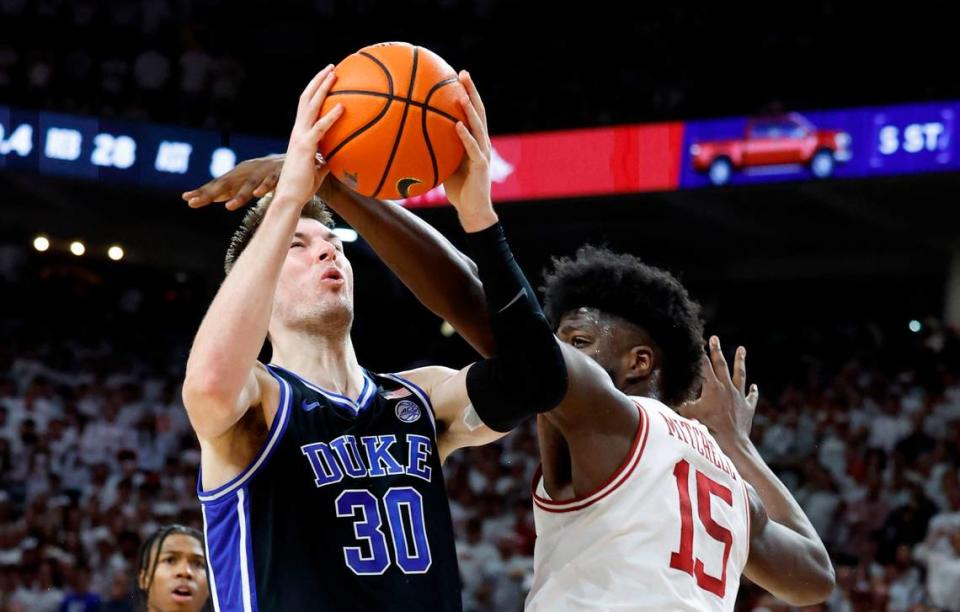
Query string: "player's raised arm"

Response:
xmin=184 ymin=163 xmax=493 ymax=356
xmin=181 ymin=66 xmax=343 ymax=440
xmin=181 ymin=73 xmax=496 ymax=358
xmin=420 ymin=74 xmax=642 ymax=460
xmin=320 ymin=179 xmax=493 ymax=356
xmin=680 ymin=338 xmax=836 ymax=605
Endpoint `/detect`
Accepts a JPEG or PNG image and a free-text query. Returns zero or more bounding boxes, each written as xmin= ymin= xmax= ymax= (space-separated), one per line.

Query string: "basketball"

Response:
xmin=318 ymin=42 xmax=468 ymax=200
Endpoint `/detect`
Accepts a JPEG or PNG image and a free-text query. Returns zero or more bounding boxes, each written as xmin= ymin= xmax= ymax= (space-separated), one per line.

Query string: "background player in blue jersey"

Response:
xmin=180 ymin=67 xmax=564 ymax=611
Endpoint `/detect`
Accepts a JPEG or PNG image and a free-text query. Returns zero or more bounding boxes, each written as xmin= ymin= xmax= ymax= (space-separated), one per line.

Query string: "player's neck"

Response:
xmin=621 ymin=379 xmax=661 ymax=403
xmin=270 ymin=330 xmax=366 ymax=399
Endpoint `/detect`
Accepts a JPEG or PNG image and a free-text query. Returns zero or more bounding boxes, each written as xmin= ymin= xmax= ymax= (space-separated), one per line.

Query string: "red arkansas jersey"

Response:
xmin=527 ymin=396 xmax=752 ymax=611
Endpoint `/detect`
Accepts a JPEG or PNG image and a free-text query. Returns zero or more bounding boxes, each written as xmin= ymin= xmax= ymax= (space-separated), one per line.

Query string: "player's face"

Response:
xmin=556 ymin=307 xmax=623 ymax=383
xmin=142 ymin=534 xmax=209 ymax=612
xmin=275 ymin=218 xmax=355 ymax=332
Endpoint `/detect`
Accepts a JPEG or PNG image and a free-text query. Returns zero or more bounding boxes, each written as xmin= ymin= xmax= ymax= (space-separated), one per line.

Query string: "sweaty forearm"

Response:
xmin=184 ymin=198 xmax=303 ymax=400
xmin=723 ymin=436 xmax=824 ymax=544
xmin=321 ymin=181 xmax=494 ymax=357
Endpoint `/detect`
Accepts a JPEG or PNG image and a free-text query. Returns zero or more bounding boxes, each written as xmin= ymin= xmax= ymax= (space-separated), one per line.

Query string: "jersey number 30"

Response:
xmin=669 ymin=459 xmax=734 ymax=597
xmin=335 ymin=487 xmax=432 ymax=575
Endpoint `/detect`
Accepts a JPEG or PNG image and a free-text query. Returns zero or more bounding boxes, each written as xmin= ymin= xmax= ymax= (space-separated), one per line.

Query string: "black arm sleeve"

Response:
xmin=463 ymin=223 xmax=568 ymax=432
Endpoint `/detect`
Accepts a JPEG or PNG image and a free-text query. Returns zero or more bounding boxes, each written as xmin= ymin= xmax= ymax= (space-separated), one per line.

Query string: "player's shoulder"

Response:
xmin=391 ymin=365 xmax=457 ymax=397
xmin=629 ymin=395 xmax=711 ymax=438
xmin=628 ymin=394 xmax=674 ymax=418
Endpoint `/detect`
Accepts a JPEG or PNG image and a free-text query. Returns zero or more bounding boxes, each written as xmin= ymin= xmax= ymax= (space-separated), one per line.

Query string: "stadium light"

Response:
xmin=107 ymin=245 xmax=125 ymax=261
xmin=909 ymin=320 xmax=922 ymax=333
xmin=33 ymin=235 xmax=50 ymax=252
xmin=69 ymin=241 xmax=85 ymax=256
xmin=332 ymin=228 xmax=358 ymax=243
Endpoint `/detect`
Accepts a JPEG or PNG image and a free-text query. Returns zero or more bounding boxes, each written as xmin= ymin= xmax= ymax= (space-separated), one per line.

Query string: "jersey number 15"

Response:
xmin=669 ymin=459 xmax=735 ymax=598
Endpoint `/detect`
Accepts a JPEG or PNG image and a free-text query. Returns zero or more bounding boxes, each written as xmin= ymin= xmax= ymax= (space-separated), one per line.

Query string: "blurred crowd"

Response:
xmin=1 ymin=0 xmax=955 ymax=137
xmin=1 ymin=245 xmax=959 ymax=611
xmin=0 ymin=0 xmax=247 ymax=132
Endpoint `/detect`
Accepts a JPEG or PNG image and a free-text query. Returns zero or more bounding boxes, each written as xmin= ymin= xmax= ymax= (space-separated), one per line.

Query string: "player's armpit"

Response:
xmin=397 ymin=365 xmax=507 ymax=462
xmin=742 ymin=488 xmax=836 ymax=606
xmin=183 ymin=362 xmax=276 ymax=442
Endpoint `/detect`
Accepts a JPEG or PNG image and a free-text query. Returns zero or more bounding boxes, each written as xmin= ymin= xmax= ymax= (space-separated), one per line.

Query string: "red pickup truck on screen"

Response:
xmin=690 ymin=113 xmax=851 ymax=185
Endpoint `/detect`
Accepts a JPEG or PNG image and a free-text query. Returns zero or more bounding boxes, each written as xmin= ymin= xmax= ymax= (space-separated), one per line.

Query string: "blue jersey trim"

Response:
xmin=202 ymin=487 xmax=259 ymax=612
xmin=382 ymin=373 xmax=437 ymax=436
xmin=200 ymin=504 xmax=222 ymax=612
xmin=267 ymin=363 xmax=377 ymax=415
xmin=198 ymin=370 xmax=293 ymax=503
xmin=237 ymin=488 xmax=260 ymax=612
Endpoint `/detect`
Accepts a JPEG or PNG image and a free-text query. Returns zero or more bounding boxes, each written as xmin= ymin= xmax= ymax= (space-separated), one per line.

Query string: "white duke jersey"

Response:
xmin=527 ymin=396 xmax=751 ymax=611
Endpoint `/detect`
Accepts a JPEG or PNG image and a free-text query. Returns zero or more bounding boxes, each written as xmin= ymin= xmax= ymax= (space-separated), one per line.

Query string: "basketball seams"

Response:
xmin=325 ymin=45 xmax=463 ymax=198
xmin=327 ymin=90 xmax=460 ymax=124
xmin=325 ymin=53 xmax=396 ymax=163
xmin=372 ymin=45 xmax=420 ymax=198
xmin=420 ymin=76 xmax=459 ymax=187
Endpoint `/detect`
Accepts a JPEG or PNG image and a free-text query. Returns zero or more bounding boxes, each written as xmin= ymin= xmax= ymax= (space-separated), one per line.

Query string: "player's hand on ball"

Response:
xmin=443 ymin=70 xmax=496 ymax=231
xmin=679 ymin=336 xmax=759 ymax=446
xmin=182 ymin=155 xmax=285 ymax=211
xmin=273 ymin=65 xmax=344 ymax=206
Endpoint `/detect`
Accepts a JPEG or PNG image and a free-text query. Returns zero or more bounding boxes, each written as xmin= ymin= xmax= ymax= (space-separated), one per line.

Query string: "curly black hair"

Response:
xmin=541 ymin=245 xmax=704 ymax=406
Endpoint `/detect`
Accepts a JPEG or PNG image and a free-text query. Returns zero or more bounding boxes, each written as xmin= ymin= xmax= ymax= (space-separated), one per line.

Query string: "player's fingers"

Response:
xmin=298 ymin=65 xmax=334 ymax=109
xmin=746 ymin=384 xmax=759 ymax=410
xmin=459 ymin=97 xmax=489 ymax=158
xmin=306 ymin=72 xmax=338 ymax=120
xmin=225 ymin=179 xmax=258 ymax=210
xmin=708 ymin=336 xmax=733 ymax=385
xmin=700 ymin=350 xmax=718 ymax=385
xmin=459 ymin=70 xmax=488 ymax=135
xmin=308 ymin=103 xmax=344 ymax=141
xmin=253 ymin=171 xmax=280 ymax=198
xmin=188 ymin=190 xmax=232 ymax=207
xmin=732 ymin=346 xmax=747 ymax=395
xmin=183 ymin=183 xmax=221 ymax=207
xmin=455 ymin=121 xmax=485 ymax=163
xmin=295 ymin=67 xmax=335 ymax=130
xmin=697 ymin=353 xmax=720 ymax=397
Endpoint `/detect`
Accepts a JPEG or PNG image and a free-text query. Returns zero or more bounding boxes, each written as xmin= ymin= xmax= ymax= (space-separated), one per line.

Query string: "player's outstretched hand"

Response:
xmin=679 ymin=336 xmax=759 ymax=447
xmin=443 ymin=70 xmax=496 ymax=232
xmin=182 ymin=155 xmax=285 ymax=211
xmin=272 ymin=66 xmax=344 ymax=206
xmin=182 ymin=65 xmax=343 ymax=210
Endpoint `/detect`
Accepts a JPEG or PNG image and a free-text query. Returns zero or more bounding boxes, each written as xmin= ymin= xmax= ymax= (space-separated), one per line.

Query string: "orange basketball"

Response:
xmin=319 ymin=42 xmax=468 ymax=200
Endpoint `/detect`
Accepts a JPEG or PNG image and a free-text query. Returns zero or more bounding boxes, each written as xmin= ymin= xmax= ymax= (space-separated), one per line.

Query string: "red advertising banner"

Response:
xmin=401 ymin=122 xmax=685 ymax=207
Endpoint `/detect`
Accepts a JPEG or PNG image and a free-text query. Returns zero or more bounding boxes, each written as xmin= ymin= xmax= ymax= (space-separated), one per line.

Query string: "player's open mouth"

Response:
xmin=171 ymin=586 xmax=194 ymax=602
xmin=320 ymin=268 xmax=344 ymax=284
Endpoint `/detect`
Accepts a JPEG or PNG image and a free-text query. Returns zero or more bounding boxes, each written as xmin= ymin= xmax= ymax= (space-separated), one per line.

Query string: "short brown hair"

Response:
xmin=224 ymin=193 xmax=335 ymax=275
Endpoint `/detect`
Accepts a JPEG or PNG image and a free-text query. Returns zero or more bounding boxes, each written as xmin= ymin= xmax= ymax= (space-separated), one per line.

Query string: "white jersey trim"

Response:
xmin=741 ymin=479 xmax=752 ymax=560
xmin=532 ymin=401 xmax=650 ymax=513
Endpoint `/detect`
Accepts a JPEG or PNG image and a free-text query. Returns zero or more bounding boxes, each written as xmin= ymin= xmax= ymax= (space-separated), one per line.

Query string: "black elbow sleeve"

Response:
xmin=465 ymin=317 xmax=568 ymax=432
xmin=462 ymin=223 xmax=568 ymax=432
